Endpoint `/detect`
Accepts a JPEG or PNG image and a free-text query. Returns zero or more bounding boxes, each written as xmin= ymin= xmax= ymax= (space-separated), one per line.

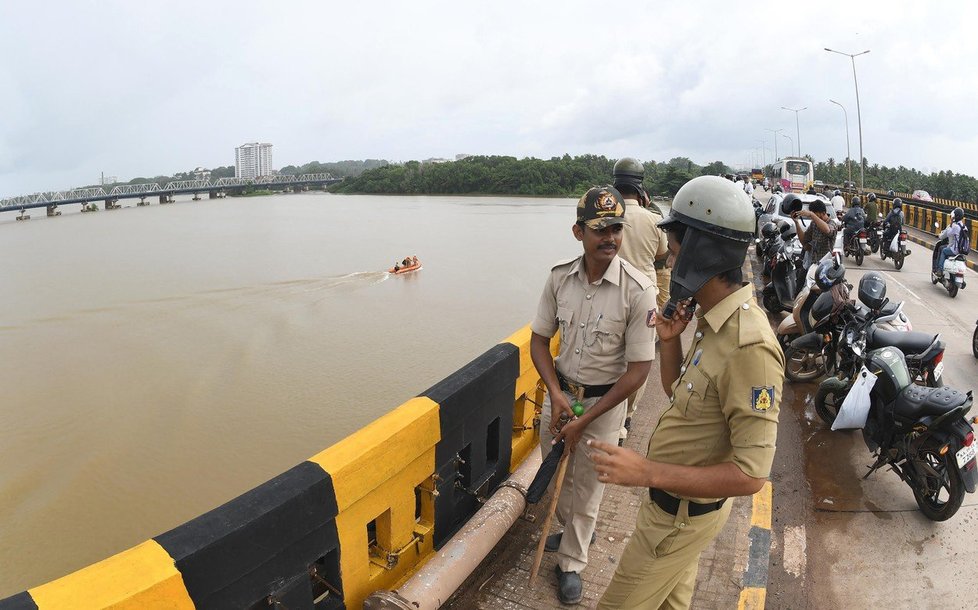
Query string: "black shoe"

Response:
xmin=623 ymin=417 xmax=632 ymax=432
xmin=545 ymin=531 xmax=597 ymax=552
xmin=554 ymin=565 xmax=583 ymax=605
xmin=617 ymin=438 xmax=625 ymax=447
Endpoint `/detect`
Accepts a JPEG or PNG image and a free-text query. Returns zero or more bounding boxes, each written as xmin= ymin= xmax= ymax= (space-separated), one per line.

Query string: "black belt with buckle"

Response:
xmin=649 ymin=488 xmax=726 ymax=517
xmin=557 ymin=372 xmax=615 ymax=399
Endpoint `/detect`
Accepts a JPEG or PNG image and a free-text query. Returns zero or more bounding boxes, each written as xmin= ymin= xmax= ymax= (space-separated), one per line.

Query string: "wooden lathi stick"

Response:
xmin=528 ymin=451 xmax=569 ymax=585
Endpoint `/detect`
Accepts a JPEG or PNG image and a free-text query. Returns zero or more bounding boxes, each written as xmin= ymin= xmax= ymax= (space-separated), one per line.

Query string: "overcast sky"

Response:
xmin=2 ymin=1 xmax=976 ymax=196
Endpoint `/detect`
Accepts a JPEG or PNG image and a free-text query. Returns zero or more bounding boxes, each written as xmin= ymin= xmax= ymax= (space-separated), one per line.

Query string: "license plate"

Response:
xmin=859 ymin=238 xmax=867 ymax=244
xmin=956 ymin=276 xmax=964 ymax=285
xmin=933 ymin=361 xmax=944 ymax=380
xmin=956 ymin=444 xmax=977 ymax=469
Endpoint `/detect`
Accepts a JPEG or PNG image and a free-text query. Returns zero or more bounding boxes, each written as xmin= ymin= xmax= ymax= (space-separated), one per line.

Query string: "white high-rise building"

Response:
xmin=235 ymin=142 xmax=274 ymax=179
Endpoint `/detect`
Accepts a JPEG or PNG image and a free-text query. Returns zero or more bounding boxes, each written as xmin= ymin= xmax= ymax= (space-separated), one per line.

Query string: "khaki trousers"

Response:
xmin=540 ymin=391 xmax=625 ymax=573
xmin=598 ymin=496 xmax=732 ymax=609
xmin=655 ymin=268 xmax=671 ymax=309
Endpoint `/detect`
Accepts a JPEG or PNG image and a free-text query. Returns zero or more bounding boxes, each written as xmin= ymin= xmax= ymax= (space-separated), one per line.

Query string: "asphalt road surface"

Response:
xmin=753 ymin=190 xmax=978 ymax=609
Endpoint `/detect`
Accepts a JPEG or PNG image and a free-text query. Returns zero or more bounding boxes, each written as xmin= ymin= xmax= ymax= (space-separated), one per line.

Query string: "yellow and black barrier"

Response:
xmin=0 ymin=326 xmax=555 ymax=610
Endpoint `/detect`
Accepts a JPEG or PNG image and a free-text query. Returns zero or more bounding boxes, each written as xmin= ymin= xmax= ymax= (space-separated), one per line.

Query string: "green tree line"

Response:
xmin=813 ymin=157 xmax=978 ymax=201
xmin=329 ymin=155 xmax=734 ymax=197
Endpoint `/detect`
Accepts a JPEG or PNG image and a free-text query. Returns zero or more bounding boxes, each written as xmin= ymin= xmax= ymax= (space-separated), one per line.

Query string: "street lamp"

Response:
xmin=781 ymin=132 xmax=793 ymax=158
xmin=780 ymin=106 xmax=806 ymax=157
xmin=829 ymin=99 xmax=852 ymax=185
xmin=825 ymin=47 xmax=870 ymax=191
xmin=765 ymin=128 xmax=783 ymax=161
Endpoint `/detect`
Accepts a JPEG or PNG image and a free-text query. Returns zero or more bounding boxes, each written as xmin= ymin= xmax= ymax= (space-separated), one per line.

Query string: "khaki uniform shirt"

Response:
xmin=647 ymin=284 xmax=784 ymax=501
xmin=618 ymin=198 xmax=669 ymax=282
xmin=532 ymin=256 xmax=656 ymax=386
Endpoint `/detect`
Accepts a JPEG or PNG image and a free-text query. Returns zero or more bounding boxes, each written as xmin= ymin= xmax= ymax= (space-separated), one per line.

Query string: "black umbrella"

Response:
xmin=526 ymin=439 xmax=566 ymax=504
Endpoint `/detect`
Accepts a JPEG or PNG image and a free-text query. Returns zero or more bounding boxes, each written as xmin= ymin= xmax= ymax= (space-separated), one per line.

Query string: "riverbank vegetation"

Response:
xmin=329 ymin=155 xmax=730 ymax=197
xmin=813 ymin=157 xmax=978 ymax=201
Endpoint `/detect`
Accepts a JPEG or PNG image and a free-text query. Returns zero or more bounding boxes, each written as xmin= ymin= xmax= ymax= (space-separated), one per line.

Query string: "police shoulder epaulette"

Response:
xmin=551 ymin=256 xmax=581 ymax=271
xmin=738 ymin=305 xmax=766 ymax=347
xmin=621 ymin=259 xmax=654 ymax=290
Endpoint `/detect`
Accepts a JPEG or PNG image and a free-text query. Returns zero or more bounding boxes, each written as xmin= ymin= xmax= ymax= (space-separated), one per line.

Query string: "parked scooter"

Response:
xmin=761 ymin=232 xmax=805 ymax=313
xmin=931 ymin=227 xmax=968 ymax=298
xmin=812 ymin=275 xmax=975 ymax=521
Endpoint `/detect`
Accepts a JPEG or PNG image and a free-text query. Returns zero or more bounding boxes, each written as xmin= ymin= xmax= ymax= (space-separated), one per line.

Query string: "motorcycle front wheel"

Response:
xmin=912 ymin=448 xmax=965 ymax=521
xmin=784 ymin=346 xmax=824 ymax=382
xmin=813 ymin=381 xmax=848 ymax=425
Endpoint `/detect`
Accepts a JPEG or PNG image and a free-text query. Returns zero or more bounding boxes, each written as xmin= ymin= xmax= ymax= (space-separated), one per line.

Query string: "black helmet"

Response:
xmin=834 ymin=189 xmax=841 ymax=196
xmin=658 ymin=176 xmax=755 ymax=301
xmin=761 ymin=222 xmax=778 ymax=238
xmin=780 ymin=193 xmax=803 ymax=216
xmin=953 ymin=207 xmax=964 ymax=222
xmin=851 ymin=195 xmax=862 ymax=206
xmin=867 ymin=193 xmax=877 ymax=202
xmin=858 ymin=272 xmax=887 ymax=311
xmin=892 ymin=198 xmax=902 ymax=209
xmin=815 ymin=258 xmax=845 ymax=291
xmin=613 ymin=157 xmax=645 ymax=195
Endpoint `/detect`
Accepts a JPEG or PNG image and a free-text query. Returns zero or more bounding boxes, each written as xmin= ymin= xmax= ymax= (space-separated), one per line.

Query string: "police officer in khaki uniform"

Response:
xmin=589 ymin=176 xmax=785 ymax=609
xmin=530 ymin=186 xmax=657 ymax=605
xmin=613 ymin=158 xmax=666 ymax=445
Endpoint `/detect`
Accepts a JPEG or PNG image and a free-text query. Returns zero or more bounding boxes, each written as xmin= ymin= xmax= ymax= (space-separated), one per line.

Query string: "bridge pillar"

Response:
xmin=46 ymin=205 xmax=61 ymax=217
xmin=104 ymin=198 xmax=121 ymax=210
xmin=137 ymin=197 xmax=148 ymax=206
xmin=192 ymin=193 xmax=201 ymax=201
xmin=209 ymin=190 xmax=218 ymax=199
xmin=16 ymin=208 xmax=30 ymax=221
xmin=159 ymin=195 xmax=174 ymax=204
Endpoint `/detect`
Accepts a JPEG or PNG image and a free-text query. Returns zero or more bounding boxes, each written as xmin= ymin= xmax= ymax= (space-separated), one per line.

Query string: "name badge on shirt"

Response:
xmin=752 ymin=386 xmax=775 ymax=412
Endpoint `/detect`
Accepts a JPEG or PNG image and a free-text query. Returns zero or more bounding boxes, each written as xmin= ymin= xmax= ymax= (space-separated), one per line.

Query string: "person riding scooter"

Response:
xmin=880 ymin=198 xmax=905 ymax=259
xmin=934 ymin=207 xmax=966 ymax=277
xmin=842 ymin=195 xmax=866 ymax=253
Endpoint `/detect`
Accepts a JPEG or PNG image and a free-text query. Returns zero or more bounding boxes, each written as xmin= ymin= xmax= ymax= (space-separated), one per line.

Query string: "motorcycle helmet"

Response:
xmin=887 ymin=189 xmax=895 ymax=196
xmin=780 ymin=193 xmax=803 ymax=216
xmin=892 ymin=198 xmax=902 ymax=209
xmin=814 ymin=258 xmax=845 ymax=291
xmin=867 ymin=193 xmax=877 ymax=202
xmin=613 ymin=157 xmax=645 ymax=195
xmin=657 ymin=176 xmax=755 ymax=302
xmin=833 ymin=189 xmax=841 ymax=196
xmin=761 ymin=222 xmax=778 ymax=238
xmin=858 ymin=272 xmax=887 ymax=311
xmin=953 ymin=207 xmax=964 ymax=222
xmin=850 ymin=195 xmax=861 ymax=206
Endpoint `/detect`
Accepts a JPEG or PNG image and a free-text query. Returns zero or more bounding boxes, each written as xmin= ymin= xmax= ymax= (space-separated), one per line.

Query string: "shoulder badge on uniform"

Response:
xmin=646 ymin=308 xmax=656 ymax=327
xmin=751 ymin=386 xmax=774 ymax=412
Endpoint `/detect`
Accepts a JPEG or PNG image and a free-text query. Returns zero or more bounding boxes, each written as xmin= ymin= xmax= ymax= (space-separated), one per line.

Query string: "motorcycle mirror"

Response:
xmin=934 ymin=222 xmax=939 ymax=228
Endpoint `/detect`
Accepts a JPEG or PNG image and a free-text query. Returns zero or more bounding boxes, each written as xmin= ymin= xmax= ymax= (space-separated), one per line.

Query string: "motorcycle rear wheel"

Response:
xmin=762 ymin=290 xmax=781 ymax=313
xmin=972 ymin=324 xmax=978 ymax=359
xmin=948 ymin=284 xmax=959 ymax=298
xmin=870 ymin=239 xmax=879 ymax=254
xmin=894 ymin=251 xmax=905 ymax=270
xmin=813 ymin=382 xmax=847 ymax=426
xmin=784 ymin=346 xmax=824 ymax=382
xmin=912 ymin=449 xmax=965 ymax=521
xmin=855 ymin=250 xmax=864 ymax=266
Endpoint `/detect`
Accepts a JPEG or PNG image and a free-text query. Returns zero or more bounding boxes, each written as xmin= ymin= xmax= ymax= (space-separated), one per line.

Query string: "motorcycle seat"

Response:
xmin=879 ymin=301 xmax=901 ymax=317
xmin=869 ymin=328 xmax=937 ymax=356
xmin=893 ymin=384 xmax=970 ymax=420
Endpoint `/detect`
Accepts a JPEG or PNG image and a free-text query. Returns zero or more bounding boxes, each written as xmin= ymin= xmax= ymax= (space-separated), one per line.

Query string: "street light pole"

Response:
xmin=781 ymin=106 xmax=806 ymax=157
xmin=781 ymin=133 xmax=793 ymax=158
xmin=829 ymin=99 xmax=852 ymax=185
xmin=765 ymin=128 xmax=783 ymax=162
xmin=826 ymin=47 xmax=870 ymax=191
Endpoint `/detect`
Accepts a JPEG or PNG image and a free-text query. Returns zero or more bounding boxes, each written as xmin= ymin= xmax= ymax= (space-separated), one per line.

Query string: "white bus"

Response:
xmin=771 ymin=158 xmax=814 ymax=193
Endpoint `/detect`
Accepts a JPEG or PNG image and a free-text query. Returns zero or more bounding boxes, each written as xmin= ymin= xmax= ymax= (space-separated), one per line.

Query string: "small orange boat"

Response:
xmin=389 ymin=262 xmax=422 ymax=275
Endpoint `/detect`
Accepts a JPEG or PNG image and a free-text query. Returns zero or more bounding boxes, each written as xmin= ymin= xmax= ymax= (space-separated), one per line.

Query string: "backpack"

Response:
xmin=958 ymin=221 xmax=971 ymax=255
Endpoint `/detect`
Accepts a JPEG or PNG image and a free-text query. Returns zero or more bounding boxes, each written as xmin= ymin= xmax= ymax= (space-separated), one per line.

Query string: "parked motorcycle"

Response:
xmin=880 ymin=226 xmax=910 ymax=270
xmin=761 ymin=233 xmax=805 ymax=313
xmin=812 ymin=283 xmax=976 ymax=521
xmin=931 ymin=230 xmax=968 ymax=298
xmin=973 ymin=320 xmax=978 ymax=359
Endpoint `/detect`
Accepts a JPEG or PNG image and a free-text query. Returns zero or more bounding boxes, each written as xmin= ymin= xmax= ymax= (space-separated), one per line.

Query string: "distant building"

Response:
xmin=455 ymin=154 xmax=471 ymax=161
xmin=422 ymin=157 xmax=451 ymax=164
xmin=193 ymin=167 xmax=211 ymax=181
xmin=235 ymin=143 xmax=274 ymax=179
xmin=100 ymin=174 xmax=119 ymax=185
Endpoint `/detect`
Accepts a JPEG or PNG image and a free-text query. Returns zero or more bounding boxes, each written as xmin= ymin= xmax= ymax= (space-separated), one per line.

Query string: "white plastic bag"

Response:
xmin=889 ymin=232 xmax=900 ymax=253
xmin=832 ymin=366 xmax=877 ymax=430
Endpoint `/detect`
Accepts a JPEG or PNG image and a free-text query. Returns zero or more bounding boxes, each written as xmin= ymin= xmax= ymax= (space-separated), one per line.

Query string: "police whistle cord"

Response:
xmin=528 ymin=388 xmax=581 ymax=585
